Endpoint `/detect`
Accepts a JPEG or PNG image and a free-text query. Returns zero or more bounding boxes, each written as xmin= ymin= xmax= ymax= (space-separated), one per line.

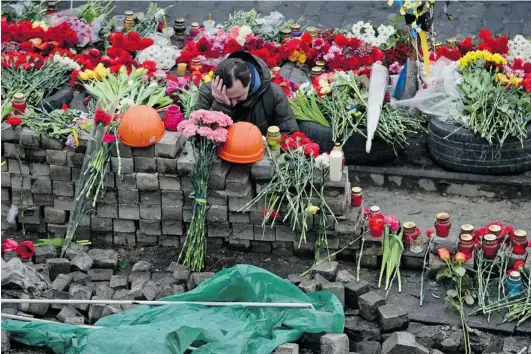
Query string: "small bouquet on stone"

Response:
xmin=378 ymin=215 xmax=403 ymax=293
xmin=177 ymin=109 xmax=233 ymax=271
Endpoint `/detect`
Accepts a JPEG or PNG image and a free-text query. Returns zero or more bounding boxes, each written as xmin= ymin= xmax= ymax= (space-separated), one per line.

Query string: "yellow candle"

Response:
xmin=177 ymin=63 xmax=187 ymax=77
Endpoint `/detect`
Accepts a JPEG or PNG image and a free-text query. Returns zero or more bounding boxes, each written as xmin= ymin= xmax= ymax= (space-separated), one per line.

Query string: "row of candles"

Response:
xmin=354 ymin=187 xmax=529 ymax=259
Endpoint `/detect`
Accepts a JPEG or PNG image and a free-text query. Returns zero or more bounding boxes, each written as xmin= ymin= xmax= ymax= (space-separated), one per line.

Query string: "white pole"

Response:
xmin=1 ymin=299 xmax=315 ymax=310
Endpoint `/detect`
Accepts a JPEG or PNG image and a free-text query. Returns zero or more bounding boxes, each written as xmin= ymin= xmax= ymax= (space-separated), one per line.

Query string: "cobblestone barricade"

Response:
xmin=1 ymin=124 xmax=364 ymax=260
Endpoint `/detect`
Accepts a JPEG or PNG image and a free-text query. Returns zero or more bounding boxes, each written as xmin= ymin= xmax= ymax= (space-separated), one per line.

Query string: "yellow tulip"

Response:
xmin=119 ymin=65 xmax=127 ymax=74
xmin=203 ymin=75 xmax=213 ymax=83
xmin=94 ymin=63 xmax=108 ymax=79
xmin=208 ymin=70 xmax=214 ymax=77
xmin=84 ymin=70 xmax=95 ymax=79
xmin=305 ymin=203 xmax=320 ymax=215
xmin=78 ymin=71 xmax=89 ymax=81
xmin=320 ymin=87 xmax=331 ymax=95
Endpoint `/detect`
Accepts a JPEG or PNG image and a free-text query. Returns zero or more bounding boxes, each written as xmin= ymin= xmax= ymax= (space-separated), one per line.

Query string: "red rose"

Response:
xmin=333 ymin=34 xmax=349 ymax=48
xmin=5 ymin=117 xmax=22 ymax=127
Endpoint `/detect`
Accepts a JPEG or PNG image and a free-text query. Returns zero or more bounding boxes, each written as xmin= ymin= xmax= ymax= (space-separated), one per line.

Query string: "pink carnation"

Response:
xmin=207 ymin=127 xmax=228 ymax=143
xmin=229 ymin=25 xmax=240 ymax=38
xmin=197 ymin=126 xmax=213 ymax=137
xmin=182 ymin=124 xmax=198 ymax=138
xmin=191 ymin=109 xmax=233 ymax=127
xmin=384 ymin=215 xmax=400 ymax=233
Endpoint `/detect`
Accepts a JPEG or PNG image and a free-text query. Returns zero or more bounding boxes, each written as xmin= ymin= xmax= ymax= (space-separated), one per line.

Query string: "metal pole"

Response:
xmin=1 ymin=299 xmax=315 ymax=310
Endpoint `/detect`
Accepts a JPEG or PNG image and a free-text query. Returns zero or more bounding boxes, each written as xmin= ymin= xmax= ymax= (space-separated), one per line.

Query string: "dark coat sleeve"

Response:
xmin=271 ymin=84 xmax=299 ymax=134
xmin=195 ymin=83 xmax=235 ymax=117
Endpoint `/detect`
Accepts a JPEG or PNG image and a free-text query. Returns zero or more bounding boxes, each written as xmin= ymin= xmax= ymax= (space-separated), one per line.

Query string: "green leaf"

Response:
xmin=447 ymin=289 xmax=458 ymax=297
xmin=436 ymin=268 xmax=451 ymax=280
xmin=455 ymin=266 xmax=466 ymax=277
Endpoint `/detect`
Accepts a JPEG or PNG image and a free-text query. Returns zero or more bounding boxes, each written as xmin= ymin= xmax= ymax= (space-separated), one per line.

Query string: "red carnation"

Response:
xmin=5 ymin=117 xmax=22 ymax=127
xmin=94 ymin=110 xmax=111 ymax=126
xmin=304 ymin=142 xmax=320 ymax=156
xmin=458 ymin=37 xmax=474 ymax=55
xmin=301 ymin=32 xmax=313 ymax=45
xmin=102 ymin=133 xmax=116 ymax=144
xmin=333 ymin=34 xmax=349 ymax=48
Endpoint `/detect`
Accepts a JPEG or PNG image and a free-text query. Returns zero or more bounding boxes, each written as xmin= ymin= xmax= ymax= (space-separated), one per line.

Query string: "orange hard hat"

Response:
xmin=218 ymin=122 xmax=265 ymax=164
xmin=118 ymin=105 xmax=165 ymax=148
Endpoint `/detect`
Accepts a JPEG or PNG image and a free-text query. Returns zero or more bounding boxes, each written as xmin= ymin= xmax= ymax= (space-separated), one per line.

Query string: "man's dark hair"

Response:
xmin=214 ymin=58 xmax=251 ymax=88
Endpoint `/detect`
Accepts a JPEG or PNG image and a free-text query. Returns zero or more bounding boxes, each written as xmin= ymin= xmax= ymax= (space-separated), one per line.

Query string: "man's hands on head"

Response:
xmin=212 ymin=76 xmax=231 ymax=106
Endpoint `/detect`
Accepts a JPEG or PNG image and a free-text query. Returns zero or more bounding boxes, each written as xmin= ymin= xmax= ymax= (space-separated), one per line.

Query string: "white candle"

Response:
xmin=329 ymin=150 xmax=343 ymax=182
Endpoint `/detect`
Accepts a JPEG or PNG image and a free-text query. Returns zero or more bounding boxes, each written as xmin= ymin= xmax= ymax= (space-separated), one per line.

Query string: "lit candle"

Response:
xmin=329 ymin=150 xmax=343 ymax=182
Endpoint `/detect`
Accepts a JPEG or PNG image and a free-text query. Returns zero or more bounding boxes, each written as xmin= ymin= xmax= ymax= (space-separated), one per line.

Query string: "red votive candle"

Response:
xmin=368 ymin=213 xmax=385 ymax=238
xmin=434 ymin=212 xmax=451 ymax=238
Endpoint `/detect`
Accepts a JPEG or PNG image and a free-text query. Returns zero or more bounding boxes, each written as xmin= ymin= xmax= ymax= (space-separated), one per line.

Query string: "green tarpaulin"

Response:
xmin=2 ymin=265 xmax=344 ymax=354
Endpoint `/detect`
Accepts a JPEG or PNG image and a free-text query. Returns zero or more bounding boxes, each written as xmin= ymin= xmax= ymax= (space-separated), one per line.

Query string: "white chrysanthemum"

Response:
xmin=508 ymin=34 xmax=531 ymax=63
xmin=315 ymin=153 xmax=330 ymax=170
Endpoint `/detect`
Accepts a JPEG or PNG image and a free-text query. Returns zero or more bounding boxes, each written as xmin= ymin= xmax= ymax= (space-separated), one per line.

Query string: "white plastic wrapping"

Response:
xmin=256 ymin=11 xmax=285 ymax=35
xmin=6 ymin=204 xmax=19 ymax=224
xmin=391 ymin=57 xmax=465 ymax=124
xmin=366 ymin=62 xmax=389 ymax=153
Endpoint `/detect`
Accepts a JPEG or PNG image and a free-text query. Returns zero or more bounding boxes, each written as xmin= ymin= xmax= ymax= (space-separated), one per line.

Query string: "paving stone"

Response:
xmin=336 ymin=269 xmax=356 ymax=283
xmin=298 ymin=279 xmax=320 ymax=293
xmin=133 ymin=145 xmax=155 ymax=158
xmin=49 ymin=165 xmax=71 ymax=181
xmin=70 ymin=252 xmax=93 ymax=272
xmin=66 ymin=151 xmax=84 ymax=167
xmin=94 ymin=283 xmax=115 ymax=299
xmin=287 ymin=274 xmax=310 ymax=285
xmin=314 ymin=273 xmax=330 ymax=285
xmin=111 ymin=143 xmax=133 ymax=158
xmin=111 ymin=157 xmax=134 ymax=174
xmin=188 ymin=272 xmax=215 ymax=290
xmin=116 ymin=173 xmax=136 ymax=188
xmin=136 ymin=172 xmax=158 ymax=190
xmin=87 ymin=269 xmax=113 ymax=282
xmin=33 ymin=193 xmax=54 ymax=206
xmin=129 ymin=271 xmax=151 ymax=287
xmin=273 ymin=343 xmax=299 ymax=354
xmin=161 ymin=190 xmax=183 ymax=206
xmin=140 ymin=204 xmax=162 ymax=221
xmin=156 ymin=284 xmax=186 ymax=299
xmin=88 ymin=249 xmax=118 ymax=269
xmin=119 ymin=204 xmax=140 ymax=220
xmin=358 ymin=291 xmax=385 ymax=322
xmin=172 ymin=264 xmax=191 ymax=285
xmin=159 ymin=174 xmax=181 ymax=190
xmin=113 ymin=289 xmax=134 ymax=300
xmin=134 ymin=156 xmax=157 ymax=173
xmin=89 ymin=215 xmax=113 ymax=232
xmin=113 ymin=219 xmax=136 ymax=233
xmin=46 ymin=150 xmax=67 ymax=165
xmin=57 ymin=305 xmax=84 ymax=323
xmin=345 ymin=282 xmax=370 ymax=311
xmin=345 ymin=315 xmax=382 ymax=342
xmin=320 ymin=333 xmax=349 ymax=354
xmin=68 ymin=284 xmax=93 ymax=311
xmin=117 ymin=188 xmax=139 ymax=205
xmin=43 ymin=206 xmax=66 ymax=224
xmin=155 ymin=131 xmax=184 ymax=158
xmin=46 ymin=258 xmax=71 ymax=282
xmin=101 ymin=305 xmax=122 ymax=318
xmin=141 ymin=280 xmax=160 ymax=301
xmin=18 ymin=206 xmax=41 ymax=224
xmin=96 ymin=203 xmax=118 ymax=218
xmin=156 ymin=157 xmax=178 ymax=174
xmin=51 ymin=273 xmax=73 ymax=292
xmin=381 ymin=332 xmax=429 ymax=354
xmin=251 ymin=154 xmax=274 ymax=180
xmin=1 ymin=330 xmax=10 ymax=352
xmin=88 ymin=302 xmax=106 ymax=324
xmin=321 ymin=282 xmax=346 ymax=308
xmin=378 ymin=304 xmax=409 ymax=332
xmin=69 ymin=271 xmax=90 ymax=286
xmin=311 ymin=261 xmax=339 ymax=281
xmin=109 ymin=275 xmax=128 ymax=290
xmin=352 ymin=341 xmax=382 ymax=354
xmin=132 ymin=261 xmax=152 ymax=273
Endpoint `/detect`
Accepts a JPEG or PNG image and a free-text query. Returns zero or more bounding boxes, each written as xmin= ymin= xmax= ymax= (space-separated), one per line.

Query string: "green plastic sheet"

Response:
xmin=2 ymin=264 xmax=344 ymax=354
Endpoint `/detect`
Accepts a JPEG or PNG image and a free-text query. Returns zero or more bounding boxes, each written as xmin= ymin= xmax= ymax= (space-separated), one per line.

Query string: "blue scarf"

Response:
xmin=248 ymin=64 xmax=261 ymax=94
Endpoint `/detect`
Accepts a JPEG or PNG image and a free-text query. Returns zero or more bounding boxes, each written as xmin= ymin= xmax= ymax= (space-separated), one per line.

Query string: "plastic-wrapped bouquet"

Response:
xmin=50 ymin=15 xmax=98 ymax=47
xmin=136 ymin=44 xmax=179 ymax=70
xmin=350 ymin=21 xmax=397 ymax=48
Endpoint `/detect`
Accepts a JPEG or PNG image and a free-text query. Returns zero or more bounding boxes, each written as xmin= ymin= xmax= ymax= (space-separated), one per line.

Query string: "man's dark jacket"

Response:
xmin=196 ymin=51 xmax=298 ymax=135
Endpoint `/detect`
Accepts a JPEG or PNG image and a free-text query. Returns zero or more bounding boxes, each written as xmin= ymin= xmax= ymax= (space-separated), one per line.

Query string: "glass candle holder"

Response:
xmin=164 ymin=105 xmax=184 ymax=131
xmin=113 ymin=15 xmax=125 ymax=32
xmin=410 ymin=232 xmax=423 ymax=254
xmin=482 ymin=234 xmax=499 ymax=260
xmin=403 ymin=222 xmax=418 ymax=246
xmin=350 ymin=187 xmax=362 ymax=207
xmin=434 ymin=212 xmax=451 ymax=237
xmin=368 ymin=214 xmax=385 ymax=238
xmin=177 ymin=63 xmax=187 ymax=77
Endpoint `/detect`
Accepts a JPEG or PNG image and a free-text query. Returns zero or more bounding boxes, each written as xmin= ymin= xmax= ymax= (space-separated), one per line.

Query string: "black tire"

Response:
xmin=298 ymin=121 xmax=398 ymax=166
xmin=38 ymin=85 xmax=74 ymax=113
xmin=428 ymin=117 xmax=531 ymax=175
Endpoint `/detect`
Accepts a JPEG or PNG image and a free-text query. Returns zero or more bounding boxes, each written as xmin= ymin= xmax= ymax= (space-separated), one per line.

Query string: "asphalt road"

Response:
xmin=57 ymin=1 xmax=531 ymax=39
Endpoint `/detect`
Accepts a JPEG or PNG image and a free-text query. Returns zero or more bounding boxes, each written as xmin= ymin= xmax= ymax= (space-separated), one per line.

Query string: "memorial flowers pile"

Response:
xmin=177 ymin=110 xmax=233 ymax=271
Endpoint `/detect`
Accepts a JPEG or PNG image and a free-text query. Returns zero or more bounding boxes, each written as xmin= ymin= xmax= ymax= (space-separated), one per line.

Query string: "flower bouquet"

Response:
xmin=240 ymin=132 xmax=336 ymax=253
xmin=177 ymin=110 xmax=233 ymax=271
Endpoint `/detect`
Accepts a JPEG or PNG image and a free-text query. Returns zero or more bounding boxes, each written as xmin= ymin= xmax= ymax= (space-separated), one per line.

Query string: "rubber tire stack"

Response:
xmin=428 ymin=117 xmax=531 ymax=175
xmin=298 ymin=121 xmax=398 ymax=166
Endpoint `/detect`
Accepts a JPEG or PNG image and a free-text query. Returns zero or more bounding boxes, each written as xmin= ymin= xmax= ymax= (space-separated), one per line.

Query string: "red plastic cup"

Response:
xmin=368 ymin=213 xmax=385 ymax=238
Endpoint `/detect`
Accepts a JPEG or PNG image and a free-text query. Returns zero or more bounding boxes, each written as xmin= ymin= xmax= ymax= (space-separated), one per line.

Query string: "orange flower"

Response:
xmin=436 ymin=248 xmax=451 ymax=261
xmin=454 ymin=252 xmax=467 ymax=264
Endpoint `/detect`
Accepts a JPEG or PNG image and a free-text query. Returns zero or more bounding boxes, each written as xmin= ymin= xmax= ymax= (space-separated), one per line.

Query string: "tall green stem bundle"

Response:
xmin=378 ymin=225 xmax=404 ymax=292
xmin=178 ymin=138 xmax=217 ymax=271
